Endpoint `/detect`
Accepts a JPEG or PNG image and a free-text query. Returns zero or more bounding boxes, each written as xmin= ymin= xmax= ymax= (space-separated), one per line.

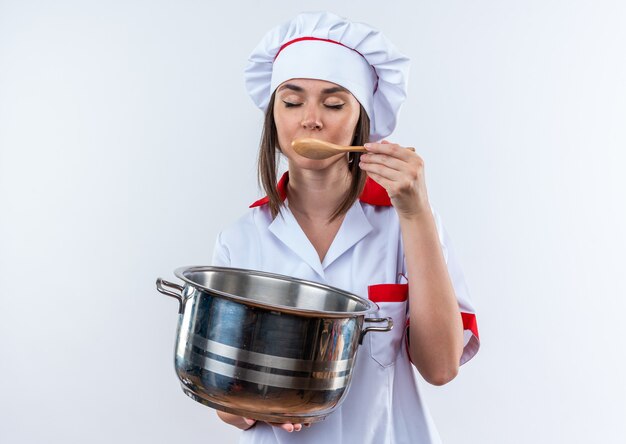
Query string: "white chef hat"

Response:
xmin=244 ymin=11 xmax=411 ymax=141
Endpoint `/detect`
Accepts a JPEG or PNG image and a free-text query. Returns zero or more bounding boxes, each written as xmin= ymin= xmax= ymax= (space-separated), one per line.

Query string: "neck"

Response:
xmin=286 ymin=163 xmax=352 ymax=220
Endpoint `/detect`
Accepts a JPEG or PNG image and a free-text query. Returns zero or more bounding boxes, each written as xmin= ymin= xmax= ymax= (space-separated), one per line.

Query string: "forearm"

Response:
xmin=358 ymin=141 xmax=465 ymax=383
xmin=400 ymin=210 xmax=464 ymax=385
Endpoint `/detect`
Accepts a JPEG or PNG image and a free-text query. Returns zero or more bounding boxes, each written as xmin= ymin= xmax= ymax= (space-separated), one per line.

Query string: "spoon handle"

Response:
xmin=356 ymin=146 xmax=415 ymax=153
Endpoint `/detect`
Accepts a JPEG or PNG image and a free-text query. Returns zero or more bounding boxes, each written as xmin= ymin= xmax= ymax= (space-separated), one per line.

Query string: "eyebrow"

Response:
xmin=277 ymin=83 xmax=349 ymax=94
xmin=321 ymin=86 xmax=349 ymax=94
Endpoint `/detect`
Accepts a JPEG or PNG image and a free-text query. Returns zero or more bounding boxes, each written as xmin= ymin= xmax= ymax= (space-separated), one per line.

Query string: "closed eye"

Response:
xmin=325 ymin=104 xmax=345 ymax=110
xmin=282 ymin=101 xmax=302 ymax=108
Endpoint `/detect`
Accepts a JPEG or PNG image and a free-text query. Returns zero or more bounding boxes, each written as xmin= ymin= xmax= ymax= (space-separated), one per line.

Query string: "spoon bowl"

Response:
xmin=291 ymin=138 xmax=365 ymax=160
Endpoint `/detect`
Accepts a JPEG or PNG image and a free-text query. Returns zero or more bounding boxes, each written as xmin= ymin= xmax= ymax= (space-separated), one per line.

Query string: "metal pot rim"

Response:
xmin=173 ymin=265 xmax=380 ymax=318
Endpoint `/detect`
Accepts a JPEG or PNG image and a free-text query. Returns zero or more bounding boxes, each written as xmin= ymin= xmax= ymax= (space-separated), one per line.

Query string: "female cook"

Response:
xmin=211 ymin=11 xmax=480 ymax=444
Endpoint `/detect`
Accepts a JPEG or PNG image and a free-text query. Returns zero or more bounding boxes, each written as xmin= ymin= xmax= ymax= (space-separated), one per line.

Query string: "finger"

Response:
xmin=360 ymin=152 xmax=406 ymax=172
xmin=364 ymin=171 xmax=394 ymax=193
xmin=268 ymin=422 xmax=295 ymax=432
xmin=293 ymin=423 xmax=302 ymax=432
xmin=364 ymin=142 xmax=415 ymax=160
xmin=359 ymin=160 xmax=403 ymax=182
xmin=243 ymin=418 xmax=257 ymax=426
xmin=376 ymin=139 xmax=416 ymax=152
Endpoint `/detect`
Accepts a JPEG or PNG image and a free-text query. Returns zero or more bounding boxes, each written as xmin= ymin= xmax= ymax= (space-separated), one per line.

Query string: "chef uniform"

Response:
xmin=212 ymin=11 xmax=480 ymax=444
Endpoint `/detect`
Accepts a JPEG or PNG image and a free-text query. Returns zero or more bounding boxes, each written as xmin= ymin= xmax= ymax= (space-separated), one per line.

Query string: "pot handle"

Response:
xmin=359 ymin=317 xmax=394 ymax=344
xmin=156 ymin=278 xmax=184 ymax=314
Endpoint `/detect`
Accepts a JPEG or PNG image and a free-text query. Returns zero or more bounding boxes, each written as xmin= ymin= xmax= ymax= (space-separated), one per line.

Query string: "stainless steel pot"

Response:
xmin=156 ymin=266 xmax=392 ymax=424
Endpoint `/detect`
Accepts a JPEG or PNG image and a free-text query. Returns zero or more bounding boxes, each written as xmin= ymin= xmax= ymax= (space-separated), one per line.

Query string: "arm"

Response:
xmin=212 ymin=237 xmax=307 ymax=431
xmin=359 ymin=142 xmax=464 ymax=385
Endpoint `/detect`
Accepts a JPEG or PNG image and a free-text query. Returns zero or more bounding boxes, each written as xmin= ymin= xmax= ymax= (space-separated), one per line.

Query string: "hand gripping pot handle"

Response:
xmin=359 ymin=317 xmax=394 ymax=344
xmin=156 ymin=278 xmax=184 ymax=314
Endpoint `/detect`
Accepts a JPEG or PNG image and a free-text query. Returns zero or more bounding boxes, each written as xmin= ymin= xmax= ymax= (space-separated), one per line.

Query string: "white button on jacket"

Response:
xmin=212 ymin=173 xmax=480 ymax=444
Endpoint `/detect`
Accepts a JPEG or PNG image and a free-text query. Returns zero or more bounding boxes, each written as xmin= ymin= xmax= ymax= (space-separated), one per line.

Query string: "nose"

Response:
xmin=301 ymin=105 xmax=323 ymax=131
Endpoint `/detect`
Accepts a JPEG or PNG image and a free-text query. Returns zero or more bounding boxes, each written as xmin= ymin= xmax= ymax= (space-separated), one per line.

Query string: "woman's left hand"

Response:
xmin=359 ymin=141 xmax=430 ymax=218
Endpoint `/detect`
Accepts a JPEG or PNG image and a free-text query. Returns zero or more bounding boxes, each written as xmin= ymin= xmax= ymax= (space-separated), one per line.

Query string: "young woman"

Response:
xmin=211 ymin=12 xmax=480 ymax=443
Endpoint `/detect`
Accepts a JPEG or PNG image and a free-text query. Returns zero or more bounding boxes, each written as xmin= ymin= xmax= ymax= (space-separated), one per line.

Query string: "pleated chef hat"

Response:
xmin=244 ymin=11 xmax=411 ymax=141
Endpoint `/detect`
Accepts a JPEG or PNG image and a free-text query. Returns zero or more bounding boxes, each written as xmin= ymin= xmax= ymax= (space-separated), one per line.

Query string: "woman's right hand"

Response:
xmin=215 ymin=410 xmax=307 ymax=432
xmin=215 ymin=411 xmax=257 ymax=430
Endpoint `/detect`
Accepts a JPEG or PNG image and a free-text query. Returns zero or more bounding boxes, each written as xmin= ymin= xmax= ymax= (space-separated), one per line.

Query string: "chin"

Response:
xmin=289 ymin=154 xmax=346 ymax=171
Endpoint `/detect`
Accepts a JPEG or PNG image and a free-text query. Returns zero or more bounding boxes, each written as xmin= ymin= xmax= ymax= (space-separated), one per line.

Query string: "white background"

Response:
xmin=1 ymin=1 xmax=625 ymax=443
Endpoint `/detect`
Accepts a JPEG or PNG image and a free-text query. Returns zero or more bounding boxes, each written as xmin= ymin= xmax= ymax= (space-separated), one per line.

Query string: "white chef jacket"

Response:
xmin=211 ymin=172 xmax=480 ymax=444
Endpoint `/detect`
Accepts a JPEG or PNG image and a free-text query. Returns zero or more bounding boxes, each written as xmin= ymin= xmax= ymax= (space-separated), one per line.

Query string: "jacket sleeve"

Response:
xmin=433 ymin=209 xmax=480 ymax=365
xmin=402 ymin=208 xmax=480 ymax=366
xmin=211 ymin=231 xmax=231 ymax=267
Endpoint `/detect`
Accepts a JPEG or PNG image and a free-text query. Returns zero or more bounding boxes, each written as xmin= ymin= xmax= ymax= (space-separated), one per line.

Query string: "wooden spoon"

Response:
xmin=291 ymin=138 xmax=415 ymax=160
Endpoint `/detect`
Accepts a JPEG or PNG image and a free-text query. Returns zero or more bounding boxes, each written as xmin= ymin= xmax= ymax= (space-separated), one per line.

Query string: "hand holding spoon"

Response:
xmin=292 ymin=138 xmax=415 ymax=160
